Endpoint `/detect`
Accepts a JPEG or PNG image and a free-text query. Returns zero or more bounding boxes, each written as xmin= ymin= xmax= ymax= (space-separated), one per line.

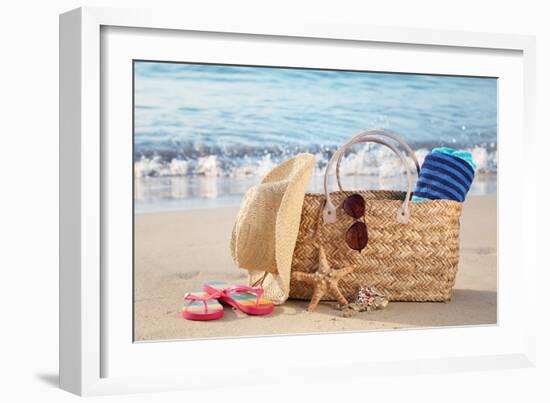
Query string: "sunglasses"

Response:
xmin=342 ymin=194 xmax=368 ymax=252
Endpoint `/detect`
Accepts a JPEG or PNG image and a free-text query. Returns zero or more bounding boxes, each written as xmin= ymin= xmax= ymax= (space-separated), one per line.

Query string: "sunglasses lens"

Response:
xmin=345 ymin=221 xmax=368 ymax=251
xmin=343 ymin=194 xmax=365 ymax=218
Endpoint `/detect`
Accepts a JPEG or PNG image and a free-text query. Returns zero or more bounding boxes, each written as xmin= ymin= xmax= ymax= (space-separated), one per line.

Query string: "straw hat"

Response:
xmin=230 ymin=153 xmax=315 ymax=304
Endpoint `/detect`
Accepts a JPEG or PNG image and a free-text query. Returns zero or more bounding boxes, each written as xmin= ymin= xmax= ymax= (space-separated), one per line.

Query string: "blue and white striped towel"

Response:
xmin=412 ymin=148 xmax=476 ymax=203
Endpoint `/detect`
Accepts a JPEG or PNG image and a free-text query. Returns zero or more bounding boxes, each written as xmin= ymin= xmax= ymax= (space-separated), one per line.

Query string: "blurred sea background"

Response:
xmin=134 ymin=61 xmax=497 ymax=213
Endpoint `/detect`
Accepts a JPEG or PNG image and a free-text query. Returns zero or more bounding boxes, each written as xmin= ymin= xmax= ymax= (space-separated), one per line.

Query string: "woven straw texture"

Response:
xmin=289 ymin=190 xmax=462 ymax=302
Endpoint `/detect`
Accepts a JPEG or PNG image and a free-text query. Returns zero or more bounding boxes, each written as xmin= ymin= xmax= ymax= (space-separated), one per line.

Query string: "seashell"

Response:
xmin=337 ymin=285 xmax=389 ymax=316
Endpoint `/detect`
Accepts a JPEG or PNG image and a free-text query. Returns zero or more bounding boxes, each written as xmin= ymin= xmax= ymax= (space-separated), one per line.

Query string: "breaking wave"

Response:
xmin=134 ymin=143 xmax=497 ymax=179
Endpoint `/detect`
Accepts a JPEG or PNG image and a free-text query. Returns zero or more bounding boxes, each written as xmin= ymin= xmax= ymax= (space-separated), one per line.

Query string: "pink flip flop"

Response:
xmin=203 ymin=282 xmax=274 ymax=316
xmin=181 ymin=290 xmax=224 ymax=321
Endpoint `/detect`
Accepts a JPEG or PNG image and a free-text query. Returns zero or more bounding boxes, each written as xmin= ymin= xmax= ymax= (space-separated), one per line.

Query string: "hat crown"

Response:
xmin=230 ymin=153 xmax=315 ymax=303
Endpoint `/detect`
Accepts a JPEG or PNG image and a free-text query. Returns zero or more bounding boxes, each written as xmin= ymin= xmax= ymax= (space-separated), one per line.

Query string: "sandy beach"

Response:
xmin=134 ymin=195 xmax=496 ymax=341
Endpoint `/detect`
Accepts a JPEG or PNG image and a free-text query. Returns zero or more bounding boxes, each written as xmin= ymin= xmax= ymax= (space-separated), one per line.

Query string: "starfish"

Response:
xmin=292 ymin=246 xmax=355 ymax=312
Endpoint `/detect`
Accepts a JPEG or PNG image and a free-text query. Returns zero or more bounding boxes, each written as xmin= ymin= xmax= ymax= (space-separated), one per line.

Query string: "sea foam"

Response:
xmin=134 ymin=144 xmax=497 ymax=179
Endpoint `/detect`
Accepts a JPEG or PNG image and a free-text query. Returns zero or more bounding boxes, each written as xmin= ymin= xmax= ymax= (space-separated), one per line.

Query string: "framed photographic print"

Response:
xmin=60 ymin=7 xmax=537 ymax=396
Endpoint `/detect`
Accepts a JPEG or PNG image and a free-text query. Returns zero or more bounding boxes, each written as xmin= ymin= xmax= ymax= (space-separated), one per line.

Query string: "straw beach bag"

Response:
xmin=289 ymin=130 xmax=463 ymax=302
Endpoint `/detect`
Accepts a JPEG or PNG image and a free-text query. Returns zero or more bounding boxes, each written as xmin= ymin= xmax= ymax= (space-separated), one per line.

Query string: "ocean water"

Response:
xmin=134 ymin=62 xmax=497 ymax=212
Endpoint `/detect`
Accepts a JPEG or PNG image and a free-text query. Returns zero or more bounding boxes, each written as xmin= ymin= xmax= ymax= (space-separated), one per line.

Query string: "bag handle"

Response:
xmin=322 ymin=131 xmax=418 ymax=224
xmin=335 ymin=130 xmax=420 ymax=191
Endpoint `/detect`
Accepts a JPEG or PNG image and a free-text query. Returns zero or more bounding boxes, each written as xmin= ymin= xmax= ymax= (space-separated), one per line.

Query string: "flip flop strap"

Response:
xmin=223 ymin=285 xmax=264 ymax=307
xmin=184 ymin=292 xmax=221 ymax=313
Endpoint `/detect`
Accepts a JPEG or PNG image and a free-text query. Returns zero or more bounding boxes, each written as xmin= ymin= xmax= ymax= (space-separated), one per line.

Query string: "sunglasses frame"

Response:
xmin=342 ymin=193 xmax=368 ymax=252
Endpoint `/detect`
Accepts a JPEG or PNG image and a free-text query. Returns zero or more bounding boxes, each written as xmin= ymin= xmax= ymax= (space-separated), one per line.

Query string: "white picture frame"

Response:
xmin=59 ymin=6 xmax=537 ymax=396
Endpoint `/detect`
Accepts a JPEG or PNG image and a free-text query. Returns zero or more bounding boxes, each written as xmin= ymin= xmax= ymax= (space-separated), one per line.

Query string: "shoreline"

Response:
xmin=135 ymin=173 xmax=498 ymax=214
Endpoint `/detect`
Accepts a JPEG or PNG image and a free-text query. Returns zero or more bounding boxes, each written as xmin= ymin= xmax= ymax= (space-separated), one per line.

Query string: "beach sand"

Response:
xmin=134 ymin=195 xmax=496 ymax=341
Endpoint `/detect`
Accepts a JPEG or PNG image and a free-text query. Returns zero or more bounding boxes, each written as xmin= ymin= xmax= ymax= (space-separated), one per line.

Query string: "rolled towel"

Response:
xmin=412 ymin=147 xmax=476 ymax=202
